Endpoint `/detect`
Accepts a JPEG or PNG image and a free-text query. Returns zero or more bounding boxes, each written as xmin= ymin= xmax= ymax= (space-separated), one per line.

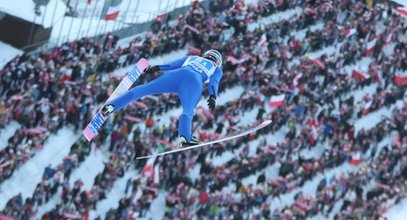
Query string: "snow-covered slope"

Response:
xmin=0 ymin=42 xmax=23 ymax=69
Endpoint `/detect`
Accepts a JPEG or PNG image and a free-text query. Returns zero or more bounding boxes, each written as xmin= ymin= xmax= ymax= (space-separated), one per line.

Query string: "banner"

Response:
xmin=104 ymin=0 xmax=122 ymax=20
xmin=352 ymin=70 xmax=369 ymax=80
xmin=268 ymin=94 xmax=285 ymax=107
xmin=365 ymin=38 xmax=377 ymax=56
xmin=394 ymin=72 xmax=407 ymax=85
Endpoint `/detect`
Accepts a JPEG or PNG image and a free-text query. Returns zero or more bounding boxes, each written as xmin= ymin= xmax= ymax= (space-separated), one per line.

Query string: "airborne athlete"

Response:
xmin=101 ymin=49 xmax=223 ymax=147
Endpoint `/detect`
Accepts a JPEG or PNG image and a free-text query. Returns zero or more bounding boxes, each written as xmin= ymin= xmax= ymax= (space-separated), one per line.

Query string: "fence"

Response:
xmin=20 ymin=0 xmax=208 ymax=53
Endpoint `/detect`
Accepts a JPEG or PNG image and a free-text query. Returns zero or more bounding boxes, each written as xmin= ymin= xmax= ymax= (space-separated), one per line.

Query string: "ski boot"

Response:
xmin=180 ymin=136 xmax=200 ymax=147
xmin=101 ymin=104 xmax=115 ymax=117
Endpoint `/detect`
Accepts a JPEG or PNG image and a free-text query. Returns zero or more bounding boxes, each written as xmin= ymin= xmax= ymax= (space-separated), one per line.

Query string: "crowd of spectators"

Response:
xmin=0 ymin=0 xmax=406 ymax=219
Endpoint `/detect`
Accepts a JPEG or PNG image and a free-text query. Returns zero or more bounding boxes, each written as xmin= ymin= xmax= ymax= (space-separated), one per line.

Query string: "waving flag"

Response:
xmin=142 ymin=157 xmax=156 ymax=178
xmin=352 ymin=70 xmax=370 ymax=81
xmin=268 ymin=94 xmax=285 ymax=107
xmin=365 ymin=38 xmax=377 ymax=56
xmin=384 ymin=33 xmax=392 ymax=46
xmin=104 ymin=0 xmax=122 ymax=20
xmin=350 ymin=152 xmax=362 ymax=166
xmin=394 ymin=72 xmax=407 ymax=85
xmin=259 ymin=33 xmax=267 ymax=47
xmin=344 ymin=28 xmax=356 ymax=37
xmin=395 ymin=8 xmax=407 ymax=17
xmin=293 ymin=73 xmax=303 ymax=87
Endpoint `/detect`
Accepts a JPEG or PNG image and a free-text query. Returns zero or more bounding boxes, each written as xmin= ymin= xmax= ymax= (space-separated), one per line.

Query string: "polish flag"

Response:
xmin=309 ymin=126 xmax=319 ymax=145
xmin=105 ymin=0 xmax=122 ymax=20
xmin=352 ymin=70 xmax=370 ymax=80
xmin=362 ymin=100 xmax=373 ymax=115
xmin=350 ymin=152 xmax=362 ymax=166
xmin=225 ymin=55 xmax=248 ymax=65
xmin=344 ymin=28 xmax=356 ymax=37
xmin=384 ymin=33 xmax=392 ymax=46
xmin=293 ymin=73 xmax=303 ymax=87
xmin=259 ymin=33 xmax=267 ymax=47
xmin=394 ymin=72 xmax=407 ymax=85
xmin=268 ymin=94 xmax=285 ymax=107
xmin=142 ymin=157 xmax=156 ymax=178
xmin=395 ymin=8 xmax=407 ymax=17
xmin=63 ymin=212 xmax=82 ymax=219
xmin=313 ymin=58 xmax=325 ymax=69
xmin=365 ymin=38 xmax=377 ymax=56
xmin=156 ymin=13 xmax=166 ymax=21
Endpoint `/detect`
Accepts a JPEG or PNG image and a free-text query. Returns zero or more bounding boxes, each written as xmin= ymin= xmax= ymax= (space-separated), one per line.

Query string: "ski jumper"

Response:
xmin=108 ymin=56 xmax=223 ymax=142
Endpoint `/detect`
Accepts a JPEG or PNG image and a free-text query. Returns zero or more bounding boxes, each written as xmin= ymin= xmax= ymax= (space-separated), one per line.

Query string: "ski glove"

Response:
xmin=144 ymin=65 xmax=160 ymax=74
xmin=207 ymin=95 xmax=216 ymax=110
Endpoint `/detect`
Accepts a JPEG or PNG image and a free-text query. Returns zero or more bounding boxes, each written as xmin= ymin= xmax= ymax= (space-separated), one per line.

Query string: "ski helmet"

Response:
xmin=203 ymin=49 xmax=222 ymax=66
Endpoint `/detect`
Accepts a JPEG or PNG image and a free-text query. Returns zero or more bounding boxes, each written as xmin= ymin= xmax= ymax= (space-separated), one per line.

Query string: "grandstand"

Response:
xmin=0 ymin=0 xmax=407 ymax=219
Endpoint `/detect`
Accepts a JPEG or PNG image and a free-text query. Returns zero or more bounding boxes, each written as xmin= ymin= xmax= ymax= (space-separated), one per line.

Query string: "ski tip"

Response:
xmin=136 ymin=155 xmax=151 ymax=160
xmin=137 ymin=58 xmax=149 ymax=70
xmin=261 ymin=119 xmax=272 ymax=126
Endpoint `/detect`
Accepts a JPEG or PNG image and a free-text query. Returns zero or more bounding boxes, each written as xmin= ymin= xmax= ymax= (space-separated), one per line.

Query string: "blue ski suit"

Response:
xmin=108 ymin=56 xmax=223 ymax=142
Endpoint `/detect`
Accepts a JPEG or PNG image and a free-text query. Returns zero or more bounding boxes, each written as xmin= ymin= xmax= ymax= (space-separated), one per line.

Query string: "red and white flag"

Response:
xmin=105 ymin=0 xmax=122 ymax=20
xmin=259 ymin=33 xmax=267 ymax=47
xmin=394 ymin=72 xmax=407 ymax=85
xmin=365 ymin=38 xmax=377 ymax=56
xmin=344 ymin=28 xmax=356 ymax=37
xmin=350 ymin=152 xmax=362 ymax=166
xmin=225 ymin=55 xmax=249 ymax=65
xmin=395 ymin=8 xmax=407 ymax=17
xmin=268 ymin=94 xmax=285 ymax=107
xmin=63 ymin=212 xmax=82 ymax=219
xmin=293 ymin=73 xmax=303 ymax=87
xmin=352 ymin=70 xmax=370 ymax=80
xmin=141 ymin=157 xmax=156 ymax=179
xmin=362 ymin=100 xmax=373 ymax=115
xmin=384 ymin=33 xmax=392 ymax=46
xmin=313 ymin=58 xmax=325 ymax=69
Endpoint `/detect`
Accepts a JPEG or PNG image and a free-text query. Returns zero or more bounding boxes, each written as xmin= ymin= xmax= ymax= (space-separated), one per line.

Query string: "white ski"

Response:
xmin=136 ymin=120 xmax=272 ymax=159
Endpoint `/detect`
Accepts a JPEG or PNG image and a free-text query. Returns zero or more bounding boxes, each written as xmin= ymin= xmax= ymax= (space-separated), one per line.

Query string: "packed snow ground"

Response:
xmin=0 ymin=42 xmax=23 ymax=69
xmin=0 ymin=0 xmax=66 ymax=28
xmin=0 ymin=121 xmax=20 ymax=151
xmin=0 ymin=127 xmax=80 ymax=209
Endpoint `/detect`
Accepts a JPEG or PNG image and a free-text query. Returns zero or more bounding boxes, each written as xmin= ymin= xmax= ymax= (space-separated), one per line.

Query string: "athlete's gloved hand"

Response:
xmin=143 ymin=65 xmax=160 ymax=74
xmin=207 ymin=95 xmax=216 ymax=110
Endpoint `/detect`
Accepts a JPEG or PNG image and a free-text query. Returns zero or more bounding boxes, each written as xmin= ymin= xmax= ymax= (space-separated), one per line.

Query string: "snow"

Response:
xmin=0 ymin=121 xmax=20 ymax=151
xmin=0 ymin=0 xmax=66 ymax=28
xmin=91 ymin=170 xmax=139 ymax=219
xmin=248 ymin=7 xmax=303 ymax=32
xmin=0 ymin=42 xmax=23 ymax=69
xmin=0 ymin=127 xmax=80 ymax=210
xmin=2 ymin=1 xmax=407 ymax=217
xmin=140 ymin=192 xmax=168 ymax=220
xmin=68 ymin=146 xmax=109 ymax=190
xmin=387 ymin=197 xmax=407 ymax=220
xmin=391 ymin=0 xmax=407 ymax=9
